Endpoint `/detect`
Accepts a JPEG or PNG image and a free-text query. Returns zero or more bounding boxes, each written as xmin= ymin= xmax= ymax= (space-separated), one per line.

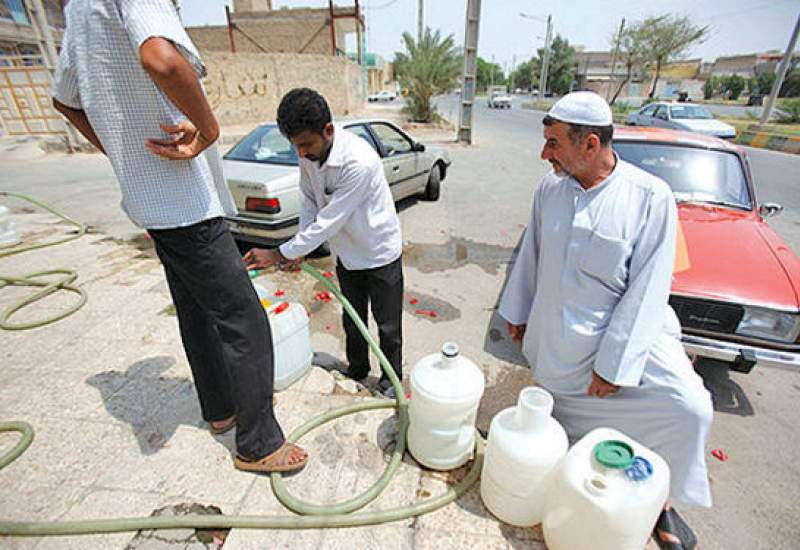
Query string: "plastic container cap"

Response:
xmin=625 ymin=456 xmax=654 ymax=482
xmin=593 ymin=440 xmax=634 ymax=469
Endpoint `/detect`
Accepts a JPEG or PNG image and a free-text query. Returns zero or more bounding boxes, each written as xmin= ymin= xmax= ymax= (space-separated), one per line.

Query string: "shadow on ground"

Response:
xmin=86 ymin=355 xmax=211 ymax=455
xmin=694 ymin=358 xmax=754 ymax=416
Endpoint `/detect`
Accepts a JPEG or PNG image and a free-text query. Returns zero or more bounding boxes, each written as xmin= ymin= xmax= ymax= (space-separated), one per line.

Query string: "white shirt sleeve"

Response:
xmin=594 ymin=189 xmax=677 ymax=387
xmin=52 ymin=26 xmax=81 ymax=109
xmin=498 ymin=187 xmax=542 ymax=325
xmin=279 ymin=160 xmax=372 ymax=259
xmin=297 ymin=164 xmax=318 ymax=233
xmin=117 ymin=0 xmax=206 ymax=78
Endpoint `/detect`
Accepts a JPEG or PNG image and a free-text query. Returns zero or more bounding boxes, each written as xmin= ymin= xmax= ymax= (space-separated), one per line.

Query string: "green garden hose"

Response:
xmin=0 ymin=191 xmax=87 ymax=330
xmin=0 ymin=198 xmax=484 ymax=537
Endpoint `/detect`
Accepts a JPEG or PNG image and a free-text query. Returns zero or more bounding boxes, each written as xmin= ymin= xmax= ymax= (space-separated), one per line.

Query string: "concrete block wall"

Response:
xmin=202 ymin=52 xmax=363 ymax=126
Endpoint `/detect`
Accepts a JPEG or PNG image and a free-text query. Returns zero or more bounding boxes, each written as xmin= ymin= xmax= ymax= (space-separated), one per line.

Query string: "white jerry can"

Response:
xmin=0 ymin=204 xmax=20 ymax=248
xmin=407 ymin=342 xmax=485 ymax=470
xmin=266 ymin=300 xmax=313 ymax=391
xmin=480 ymin=386 xmax=568 ymax=526
xmin=542 ymin=427 xmax=671 ymax=550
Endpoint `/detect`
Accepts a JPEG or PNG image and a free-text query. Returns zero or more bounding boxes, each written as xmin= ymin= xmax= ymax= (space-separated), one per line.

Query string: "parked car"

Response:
xmin=487 ymin=91 xmax=512 ymax=109
xmin=625 ymin=102 xmax=736 ymax=140
xmin=367 ymin=90 xmax=397 ymax=102
xmin=613 ymin=127 xmax=800 ymax=372
xmin=222 ymin=119 xmax=451 ymax=245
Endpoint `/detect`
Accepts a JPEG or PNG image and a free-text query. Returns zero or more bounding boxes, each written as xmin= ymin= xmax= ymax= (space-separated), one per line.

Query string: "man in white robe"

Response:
xmin=499 ymin=92 xmax=712 ymax=549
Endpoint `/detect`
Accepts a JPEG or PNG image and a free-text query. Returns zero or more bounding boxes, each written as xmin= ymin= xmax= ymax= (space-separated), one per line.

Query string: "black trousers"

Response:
xmin=149 ymin=217 xmax=284 ymax=460
xmin=336 ymin=255 xmax=404 ymax=381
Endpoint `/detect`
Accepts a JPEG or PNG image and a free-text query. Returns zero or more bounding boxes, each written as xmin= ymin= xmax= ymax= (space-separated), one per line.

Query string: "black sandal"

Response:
xmin=653 ymin=507 xmax=698 ymax=550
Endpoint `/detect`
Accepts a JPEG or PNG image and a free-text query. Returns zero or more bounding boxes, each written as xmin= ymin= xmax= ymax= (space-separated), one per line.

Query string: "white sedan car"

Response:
xmin=223 ymin=119 xmax=451 ymax=245
xmin=367 ymin=90 xmax=397 ymax=102
xmin=625 ymin=102 xmax=736 ymax=140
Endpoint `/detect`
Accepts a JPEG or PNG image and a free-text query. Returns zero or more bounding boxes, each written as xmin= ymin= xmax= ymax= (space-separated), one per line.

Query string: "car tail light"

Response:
xmin=246 ymin=197 xmax=281 ymax=214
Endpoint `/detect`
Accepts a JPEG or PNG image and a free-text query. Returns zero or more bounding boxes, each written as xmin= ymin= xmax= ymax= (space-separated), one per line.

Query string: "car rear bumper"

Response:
xmin=682 ymin=333 xmax=800 ymax=369
xmin=226 ymin=214 xmax=299 ymax=244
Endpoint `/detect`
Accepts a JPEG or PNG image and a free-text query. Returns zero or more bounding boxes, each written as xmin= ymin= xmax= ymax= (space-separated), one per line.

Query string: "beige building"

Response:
xmin=186 ymin=0 xmax=364 ymax=57
xmin=0 ymin=0 xmax=64 ymax=63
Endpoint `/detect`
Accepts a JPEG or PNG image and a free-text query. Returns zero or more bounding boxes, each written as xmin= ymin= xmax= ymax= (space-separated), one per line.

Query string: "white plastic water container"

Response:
xmin=407 ymin=342 xmax=485 ymax=470
xmin=480 ymin=387 xmax=568 ymax=526
xmin=266 ymin=301 xmax=312 ymax=391
xmin=252 ymin=279 xmax=278 ymax=310
xmin=0 ymin=205 xmax=19 ymax=248
xmin=542 ymin=427 xmax=671 ymax=550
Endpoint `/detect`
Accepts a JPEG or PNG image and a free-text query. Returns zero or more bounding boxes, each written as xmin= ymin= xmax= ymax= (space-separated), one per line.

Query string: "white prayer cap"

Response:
xmin=547 ymin=91 xmax=612 ymax=126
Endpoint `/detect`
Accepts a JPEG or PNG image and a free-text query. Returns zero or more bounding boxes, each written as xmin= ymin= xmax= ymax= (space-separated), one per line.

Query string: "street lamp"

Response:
xmin=520 ymin=12 xmax=552 ymax=101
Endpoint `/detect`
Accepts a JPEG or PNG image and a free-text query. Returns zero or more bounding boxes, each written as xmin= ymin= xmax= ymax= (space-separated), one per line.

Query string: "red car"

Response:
xmin=613 ymin=127 xmax=800 ymax=372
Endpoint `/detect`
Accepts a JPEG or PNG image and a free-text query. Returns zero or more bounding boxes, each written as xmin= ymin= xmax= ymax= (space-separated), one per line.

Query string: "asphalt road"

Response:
xmin=433 ymin=94 xmax=800 ymax=549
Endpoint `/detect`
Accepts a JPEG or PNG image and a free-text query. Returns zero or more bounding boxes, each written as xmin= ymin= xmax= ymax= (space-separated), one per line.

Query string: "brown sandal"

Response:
xmin=234 ymin=442 xmax=309 ymax=473
xmin=209 ymin=415 xmax=236 ymax=435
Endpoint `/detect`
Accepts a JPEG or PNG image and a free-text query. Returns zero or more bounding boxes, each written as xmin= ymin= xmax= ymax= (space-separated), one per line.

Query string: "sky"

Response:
xmin=180 ymin=0 xmax=800 ymax=72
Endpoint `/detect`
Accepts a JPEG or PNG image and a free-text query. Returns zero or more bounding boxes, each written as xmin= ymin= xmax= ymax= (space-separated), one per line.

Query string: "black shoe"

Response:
xmin=653 ymin=507 xmax=697 ymax=550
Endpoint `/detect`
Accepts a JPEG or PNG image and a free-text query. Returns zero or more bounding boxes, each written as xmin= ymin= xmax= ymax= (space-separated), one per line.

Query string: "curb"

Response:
xmin=736 ymin=130 xmax=800 ymax=155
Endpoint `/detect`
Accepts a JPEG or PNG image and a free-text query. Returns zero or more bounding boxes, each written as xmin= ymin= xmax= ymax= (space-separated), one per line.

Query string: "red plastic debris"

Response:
xmin=405 ymin=392 xmax=411 ymax=400
xmin=315 ymin=291 xmax=332 ymax=303
xmin=273 ymin=302 xmax=290 ymax=315
xmin=415 ymin=309 xmax=438 ymax=319
xmin=274 ymin=289 xmax=286 ymax=297
xmin=408 ymin=297 xmax=419 ymax=305
xmin=711 ymin=448 xmax=728 ymax=462
xmin=323 ymin=271 xmax=334 ymax=279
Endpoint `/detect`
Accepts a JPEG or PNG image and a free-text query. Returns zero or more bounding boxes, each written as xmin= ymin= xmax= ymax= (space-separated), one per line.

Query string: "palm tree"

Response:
xmin=394 ymin=28 xmax=462 ymax=122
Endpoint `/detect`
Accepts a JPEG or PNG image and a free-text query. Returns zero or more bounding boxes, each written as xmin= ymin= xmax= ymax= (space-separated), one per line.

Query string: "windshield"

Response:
xmin=669 ymin=105 xmax=713 ymax=120
xmin=614 ymin=142 xmax=752 ymax=209
xmin=224 ymin=124 xmax=298 ymax=165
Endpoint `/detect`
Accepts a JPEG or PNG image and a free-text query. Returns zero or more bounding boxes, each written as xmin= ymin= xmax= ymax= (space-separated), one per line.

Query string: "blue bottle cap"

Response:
xmin=625 ymin=456 xmax=654 ymax=482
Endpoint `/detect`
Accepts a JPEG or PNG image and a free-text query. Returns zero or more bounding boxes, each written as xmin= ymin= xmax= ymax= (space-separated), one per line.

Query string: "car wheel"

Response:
xmin=423 ymin=164 xmax=442 ymax=201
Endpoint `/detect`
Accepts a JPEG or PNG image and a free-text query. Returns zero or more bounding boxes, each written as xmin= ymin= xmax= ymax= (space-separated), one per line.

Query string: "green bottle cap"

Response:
xmin=593 ymin=440 xmax=635 ymax=469
xmin=248 ymin=269 xmax=260 ymax=279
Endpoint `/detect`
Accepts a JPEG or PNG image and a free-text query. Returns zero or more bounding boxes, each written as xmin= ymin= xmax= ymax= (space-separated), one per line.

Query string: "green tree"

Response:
xmin=509 ymin=58 xmax=538 ymax=92
xmin=755 ymin=70 xmax=776 ymax=96
xmin=538 ymin=35 xmax=577 ymax=96
xmin=638 ymin=15 xmax=710 ymax=98
xmin=394 ymin=27 xmax=462 ymax=122
xmin=476 ymin=57 xmax=506 ymax=92
xmin=779 ymin=67 xmax=800 ymax=97
xmin=720 ymin=74 xmax=746 ymax=100
xmin=608 ymin=24 xmax=648 ymax=105
xmin=703 ymin=76 xmax=719 ymax=100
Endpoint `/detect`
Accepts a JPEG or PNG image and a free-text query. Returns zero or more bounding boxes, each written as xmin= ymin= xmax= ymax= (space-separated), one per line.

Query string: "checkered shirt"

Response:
xmin=52 ymin=0 xmax=236 ymax=229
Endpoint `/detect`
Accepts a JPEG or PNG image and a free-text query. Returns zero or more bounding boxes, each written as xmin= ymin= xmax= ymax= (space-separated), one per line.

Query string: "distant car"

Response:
xmin=614 ymin=127 xmax=800 ymax=372
xmin=487 ymin=91 xmax=512 ymax=109
xmin=223 ymin=119 xmax=451 ymax=245
xmin=626 ymin=102 xmax=736 ymax=140
xmin=368 ymin=90 xmax=397 ymax=102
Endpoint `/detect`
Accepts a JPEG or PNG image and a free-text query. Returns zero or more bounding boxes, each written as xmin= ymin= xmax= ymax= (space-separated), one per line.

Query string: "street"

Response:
xmin=1 ymin=98 xmax=799 ymax=548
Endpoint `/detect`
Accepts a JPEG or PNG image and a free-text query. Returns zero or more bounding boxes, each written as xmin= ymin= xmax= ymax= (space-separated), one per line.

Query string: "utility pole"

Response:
xmin=417 ymin=0 xmax=423 ymax=43
xmin=759 ymin=13 xmax=800 ymax=125
xmin=458 ymin=0 xmax=482 ymax=144
xmin=510 ymin=54 xmax=516 ymax=91
xmin=607 ymin=17 xmax=625 ymax=102
xmin=538 ymin=14 xmax=552 ymax=101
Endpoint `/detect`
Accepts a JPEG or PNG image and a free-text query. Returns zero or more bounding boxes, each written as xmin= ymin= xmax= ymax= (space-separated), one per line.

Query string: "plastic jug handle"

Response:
xmin=585 ymin=475 xmax=609 ymax=497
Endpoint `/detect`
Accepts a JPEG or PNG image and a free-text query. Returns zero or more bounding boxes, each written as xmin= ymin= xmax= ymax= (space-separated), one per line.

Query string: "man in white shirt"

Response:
xmin=499 ymin=92 xmax=712 ymax=549
xmin=51 ymin=0 xmax=306 ymax=474
xmin=244 ymin=88 xmax=404 ymax=398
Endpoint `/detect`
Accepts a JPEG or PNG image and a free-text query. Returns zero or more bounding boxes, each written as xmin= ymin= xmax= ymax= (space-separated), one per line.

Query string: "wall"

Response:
xmin=202 ymin=51 xmax=363 ymax=126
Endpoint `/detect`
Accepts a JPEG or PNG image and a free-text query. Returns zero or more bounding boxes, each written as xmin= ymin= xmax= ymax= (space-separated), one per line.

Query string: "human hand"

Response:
xmin=586 ymin=371 xmax=620 ymax=398
xmin=506 ymin=322 xmax=527 ymax=342
xmin=243 ymin=248 xmax=280 ymax=270
xmin=278 ymin=255 xmax=304 ymax=272
xmin=145 ymin=121 xmax=216 ymax=160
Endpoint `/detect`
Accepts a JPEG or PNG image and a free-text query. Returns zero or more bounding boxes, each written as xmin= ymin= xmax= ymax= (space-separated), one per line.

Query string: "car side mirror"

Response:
xmin=412 ymin=142 xmax=426 ymax=152
xmin=759 ymin=202 xmax=783 ymax=218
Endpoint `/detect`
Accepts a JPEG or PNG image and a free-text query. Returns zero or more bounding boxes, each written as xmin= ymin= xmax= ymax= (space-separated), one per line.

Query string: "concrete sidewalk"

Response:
xmin=0 ymin=210 xmax=552 ymax=550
